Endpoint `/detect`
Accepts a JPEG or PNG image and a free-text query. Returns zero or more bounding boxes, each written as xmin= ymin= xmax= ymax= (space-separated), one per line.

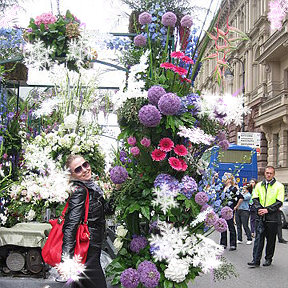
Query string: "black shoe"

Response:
xmin=229 ymin=246 xmax=236 ymax=251
xmin=263 ymin=260 xmax=272 ymax=267
xmin=247 ymin=261 xmax=260 ymax=267
xmin=279 ymin=239 xmax=288 ymax=244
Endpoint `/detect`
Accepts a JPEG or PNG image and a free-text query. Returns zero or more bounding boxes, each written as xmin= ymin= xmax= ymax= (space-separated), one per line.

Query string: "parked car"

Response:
xmin=280 ymin=198 xmax=288 ymax=228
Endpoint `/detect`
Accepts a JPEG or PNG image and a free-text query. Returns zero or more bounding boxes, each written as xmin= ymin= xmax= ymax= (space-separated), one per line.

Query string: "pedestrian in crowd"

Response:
xmin=220 ymin=172 xmax=244 ymax=251
xmin=277 ymin=209 xmax=288 ymax=244
xmin=248 ymin=166 xmax=285 ymax=267
xmin=60 ymin=154 xmax=112 ymax=287
xmin=236 ymin=183 xmax=253 ymax=245
xmin=249 ymin=178 xmax=258 ymax=238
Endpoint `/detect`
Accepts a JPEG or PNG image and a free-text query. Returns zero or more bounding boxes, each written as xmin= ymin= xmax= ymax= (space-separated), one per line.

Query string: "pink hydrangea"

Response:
xmin=131 ymin=146 xmax=140 ymax=156
xmin=35 ymin=13 xmax=57 ymax=29
xmin=127 ymin=136 xmax=137 ymax=146
xmin=140 ymin=137 xmax=151 ymax=147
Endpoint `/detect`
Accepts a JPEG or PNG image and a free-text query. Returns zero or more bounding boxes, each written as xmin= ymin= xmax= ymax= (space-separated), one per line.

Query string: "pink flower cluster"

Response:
xmin=34 ymin=13 xmax=57 ymax=29
xmin=126 ymin=136 xmax=151 ymax=157
xmin=160 ymin=51 xmax=193 ymax=83
xmin=151 ymin=138 xmax=188 ymax=171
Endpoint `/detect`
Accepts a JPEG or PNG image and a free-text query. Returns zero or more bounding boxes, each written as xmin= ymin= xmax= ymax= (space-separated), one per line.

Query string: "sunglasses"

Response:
xmin=73 ymin=161 xmax=90 ymax=174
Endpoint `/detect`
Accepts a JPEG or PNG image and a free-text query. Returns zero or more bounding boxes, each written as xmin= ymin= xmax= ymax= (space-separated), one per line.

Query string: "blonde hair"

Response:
xmin=65 ymin=154 xmax=83 ymax=171
xmin=222 ymin=172 xmax=235 ymax=185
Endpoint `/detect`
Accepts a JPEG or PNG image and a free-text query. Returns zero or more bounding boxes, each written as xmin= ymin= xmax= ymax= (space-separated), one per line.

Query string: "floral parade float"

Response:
xmin=105 ymin=4 xmax=249 ymax=288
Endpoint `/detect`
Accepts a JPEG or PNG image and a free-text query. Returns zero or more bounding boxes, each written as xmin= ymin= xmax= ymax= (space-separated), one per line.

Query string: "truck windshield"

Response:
xmin=218 ymin=150 xmax=252 ymax=164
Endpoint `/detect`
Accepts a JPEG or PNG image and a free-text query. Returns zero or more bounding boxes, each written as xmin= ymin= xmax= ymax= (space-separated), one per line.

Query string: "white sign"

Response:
xmin=237 ymin=132 xmax=261 ymax=154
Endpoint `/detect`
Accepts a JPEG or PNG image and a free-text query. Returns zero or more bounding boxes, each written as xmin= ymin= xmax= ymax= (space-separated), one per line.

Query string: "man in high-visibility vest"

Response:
xmin=248 ymin=166 xmax=285 ymax=267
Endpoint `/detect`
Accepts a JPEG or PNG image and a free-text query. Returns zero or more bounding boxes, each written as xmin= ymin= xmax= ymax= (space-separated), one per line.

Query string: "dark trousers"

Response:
xmin=250 ymin=207 xmax=257 ymax=234
xmin=277 ymin=211 xmax=284 ymax=241
xmin=220 ymin=217 xmax=237 ymax=248
xmin=73 ymin=246 xmax=107 ymax=288
xmin=236 ymin=209 xmax=252 ymax=241
xmin=253 ymin=219 xmax=278 ymax=263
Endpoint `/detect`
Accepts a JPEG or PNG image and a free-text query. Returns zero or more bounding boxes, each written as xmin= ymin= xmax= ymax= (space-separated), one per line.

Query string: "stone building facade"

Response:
xmin=195 ymin=0 xmax=288 ymax=186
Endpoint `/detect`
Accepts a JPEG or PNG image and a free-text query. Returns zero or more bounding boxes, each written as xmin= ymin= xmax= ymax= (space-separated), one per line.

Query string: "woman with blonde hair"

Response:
xmin=220 ymin=173 xmax=244 ymax=251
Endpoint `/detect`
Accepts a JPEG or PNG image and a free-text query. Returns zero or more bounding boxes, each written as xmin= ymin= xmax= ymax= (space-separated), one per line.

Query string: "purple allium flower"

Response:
xmin=140 ymin=137 xmax=151 ymax=147
xmin=220 ymin=206 xmax=234 ymax=220
xmin=214 ymin=218 xmax=228 ymax=233
xmin=138 ymin=104 xmax=162 ymax=127
xmin=154 ymin=173 xmax=179 ymax=191
xmin=131 ymin=146 xmax=140 ymax=156
xmin=120 ymin=268 xmax=140 ymax=288
xmin=134 ymin=34 xmax=147 ymax=47
xmin=158 ymin=93 xmax=181 ymax=115
xmin=147 ymin=85 xmax=166 ymax=106
xmin=137 ymin=260 xmax=160 ymax=288
xmin=127 ymin=136 xmax=137 ymax=146
xmin=219 ymin=140 xmax=229 ymax=151
xmin=130 ymin=235 xmax=148 ymax=253
xmin=161 ymin=12 xmax=177 ymax=27
xmin=110 ymin=166 xmax=128 ymax=184
xmin=201 ymin=204 xmax=211 ymax=212
xmin=139 ymin=12 xmax=152 ymax=25
xmin=205 ymin=211 xmax=218 ymax=227
xmin=180 ymin=175 xmax=198 ymax=199
xmin=180 ymin=15 xmax=193 ymax=28
xmin=195 ymin=192 xmax=209 ymax=206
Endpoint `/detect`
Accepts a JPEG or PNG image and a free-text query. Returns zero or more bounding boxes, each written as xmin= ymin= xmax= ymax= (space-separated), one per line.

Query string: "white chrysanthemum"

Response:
xmin=24 ymin=39 xmax=54 ymax=69
xmin=188 ymin=234 xmax=224 ymax=274
xmin=33 ymin=97 xmax=61 ymax=118
xmin=64 ymin=114 xmax=78 ymax=129
xmin=164 ymin=258 xmax=190 ymax=283
xmin=151 ymin=185 xmax=179 ymax=215
xmin=149 ymin=221 xmax=192 ymax=262
xmin=56 ymin=254 xmax=85 ymax=282
xmin=25 ymin=209 xmax=36 ymax=221
xmin=199 ymin=92 xmax=250 ymax=126
xmin=112 ymin=51 xmax=149 ymax=110
xmin=178 ymin=126 xmax=214 ymax=145
xmin=190 ymin=207 xmax=213 ymax=227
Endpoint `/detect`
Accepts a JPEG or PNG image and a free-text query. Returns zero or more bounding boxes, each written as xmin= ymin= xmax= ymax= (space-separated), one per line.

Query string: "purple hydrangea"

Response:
xmin=138 ymin=104 xmax=162 ymax=127
xmin=220 ymin=206 xmax=234 ymax=220
xmin=214 ymin=218 xmax=228 ymax=233
xmin=178 ymin=93 xmax=200 ymax=116
xmin=137 ymin=260 xmax=160 ymax=288
xmin=180 ymin=15 xmax=193 ymax=28
xmin=110 ymin=166 xmax=128 ymax=184
xmin=154 ymin=173 xmax=179 ymax=191
xmin=134 ymin=34 xmax=147 ymax=47
xmin=161 ymin=12 xmax=177 ymax=27
xmin=158 ymin=93 xmax=181 ymax=115
xmin=139 ymin=12 xmax=152 ymax=25
xmin=205 ymin=211 xmax=218 ymax=227
xmin=120 ymin=268 xmax=140 ymax=288
xmin=195 ymin=192 xmax=209 ymax=206
xmin=180 ymin=175 xmax=198 ymax=199
xmin=147 ymin=85 xmax=166 ymax=106
xmin=130 ymin=235 xmax=148 ymax=253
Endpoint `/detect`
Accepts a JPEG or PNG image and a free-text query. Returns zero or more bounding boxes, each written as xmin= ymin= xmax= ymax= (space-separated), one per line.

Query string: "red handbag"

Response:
xmin=41 ymin=188 xmax=90 ymax=266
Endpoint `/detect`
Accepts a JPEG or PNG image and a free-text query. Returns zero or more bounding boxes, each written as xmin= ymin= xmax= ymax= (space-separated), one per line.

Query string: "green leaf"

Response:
xmin=128 ymin=203 xmax=141 ymax=213
xmin=140 ymin=206 xmax=150 ymax=220
xmin=164 ymin=280 xmax=174 ymax=288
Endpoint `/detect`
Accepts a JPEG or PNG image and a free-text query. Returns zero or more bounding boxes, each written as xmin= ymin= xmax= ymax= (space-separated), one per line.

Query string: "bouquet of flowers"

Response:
xmin=25 ymin=10 xmax=95 ymax=71
xmin=105 ymin=6 xmax=249 ymax=287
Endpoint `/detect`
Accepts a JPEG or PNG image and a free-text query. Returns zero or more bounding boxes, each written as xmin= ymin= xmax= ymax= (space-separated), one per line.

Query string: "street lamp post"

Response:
xmin=225 ymin=57 xmax=245 ymax=132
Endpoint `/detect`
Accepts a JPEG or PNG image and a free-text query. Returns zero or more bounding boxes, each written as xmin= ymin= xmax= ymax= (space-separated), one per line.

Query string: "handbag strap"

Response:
xmin=59 ymin=186 xmax=89 ymax=222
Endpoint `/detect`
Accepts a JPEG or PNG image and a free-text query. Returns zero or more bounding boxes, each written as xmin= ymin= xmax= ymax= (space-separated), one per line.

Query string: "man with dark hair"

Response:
xmin=248 ymin=166 xmax=285 ymax=267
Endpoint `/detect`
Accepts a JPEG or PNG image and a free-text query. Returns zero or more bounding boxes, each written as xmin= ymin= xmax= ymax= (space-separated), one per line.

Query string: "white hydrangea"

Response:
xmin=164 ymin=258 xmax=190 ymax=283
xmin=64 ymin=114 xmax=78 ymax=129
xmin=25 ymin=209 xmax=36 ymax=221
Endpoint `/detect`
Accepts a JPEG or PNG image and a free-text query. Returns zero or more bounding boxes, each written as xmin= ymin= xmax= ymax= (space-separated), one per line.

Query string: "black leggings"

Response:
xmin=72 ymin=246 xmax=107 ymax=288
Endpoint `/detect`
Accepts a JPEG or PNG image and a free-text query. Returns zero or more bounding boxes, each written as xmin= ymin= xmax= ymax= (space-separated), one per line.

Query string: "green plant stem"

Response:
xmin=146 ymin=24 xmax=153 ymax=80
xmin=162 ymin=26 xmax=171 ymax=62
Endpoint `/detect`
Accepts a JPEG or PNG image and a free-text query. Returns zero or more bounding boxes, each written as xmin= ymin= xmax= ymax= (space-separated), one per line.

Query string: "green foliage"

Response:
xmin=213 ymin=256 xmax=239 ymax=281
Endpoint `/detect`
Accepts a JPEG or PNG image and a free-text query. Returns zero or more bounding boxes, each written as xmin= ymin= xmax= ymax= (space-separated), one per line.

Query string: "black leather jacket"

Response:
xmin=62 ymin=181 xmax=106 ymax=258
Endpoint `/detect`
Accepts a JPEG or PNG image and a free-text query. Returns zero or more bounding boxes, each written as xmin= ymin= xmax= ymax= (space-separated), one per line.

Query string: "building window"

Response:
xmin=284 ymin=69 xmax=288 ymax=90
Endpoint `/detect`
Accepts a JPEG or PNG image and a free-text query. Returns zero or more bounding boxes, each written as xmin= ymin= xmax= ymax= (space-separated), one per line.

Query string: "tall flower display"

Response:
xmin=106 ymin=7 xmax=248 ymax=288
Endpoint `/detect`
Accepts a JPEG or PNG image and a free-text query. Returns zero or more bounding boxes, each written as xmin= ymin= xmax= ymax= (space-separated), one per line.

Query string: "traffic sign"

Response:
xmin=237 ymin=132 xmax=261 ymax=154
